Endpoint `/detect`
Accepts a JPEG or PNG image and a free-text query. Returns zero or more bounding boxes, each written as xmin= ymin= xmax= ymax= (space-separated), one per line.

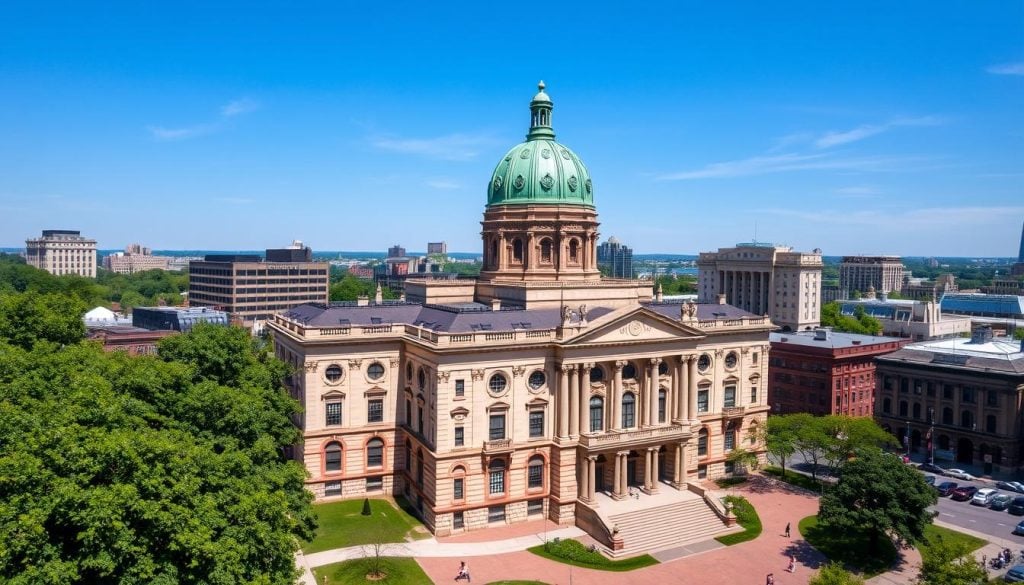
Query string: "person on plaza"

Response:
xmin=455 ymin=561 xmax=470 ymax=582
xmin=787 ymin=555 xmax=796 ymax=573
xmin=784 ymin=522 xmax=791 ymax=538
xmin=766 ymin=573 xmax=775 ymax=585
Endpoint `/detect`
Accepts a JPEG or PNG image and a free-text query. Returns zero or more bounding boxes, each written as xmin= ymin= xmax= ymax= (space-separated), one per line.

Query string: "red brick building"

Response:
xmin=769 ymin=329 xmax=906 ymax=416
xmin=86 ymin=326 xmax=176 ymax=355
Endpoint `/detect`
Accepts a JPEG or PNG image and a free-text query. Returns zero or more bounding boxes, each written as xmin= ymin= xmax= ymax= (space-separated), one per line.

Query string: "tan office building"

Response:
xmin=840 ymin=255 xmax=905 ymax=295
xmin=103 ymin=243 xmax=171 ymax=274
xmin=25 ymin=229 xmax=97 ymax=278
xmin=269 ymin=84 xmax=772 ymax=555
xmin=697 ymin=243 xmax=823 ymax=332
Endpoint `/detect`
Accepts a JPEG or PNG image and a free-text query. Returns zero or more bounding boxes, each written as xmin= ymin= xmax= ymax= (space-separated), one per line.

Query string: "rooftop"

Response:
xmin=878 ymin=331 xmax=1024 ymax=374
xmin=770 ymin=329 xmax=904 ymax=350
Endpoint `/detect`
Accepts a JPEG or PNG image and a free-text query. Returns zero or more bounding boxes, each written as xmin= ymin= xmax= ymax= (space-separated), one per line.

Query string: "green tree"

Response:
xmin=761 ymin=414 xmax=799 ymax=476
xmin=0 ymin=291 xmax=86 ymax=349
xmin=917 ymin=535 xmax=987 ymax=585
xmin=726 ymin=447 xmax=759 ymax=474
xmin=790 ymin=413 xmax=831 ymax=480
xmin=820 ymin=416 xmax=896 ymax=476
xmin=809 ymin=562 xmax=866 ymax=585
xmin=818 ymin=448 xmax=937 ymax=555
xmin=820 ymin=302 xmax=882 ymax=335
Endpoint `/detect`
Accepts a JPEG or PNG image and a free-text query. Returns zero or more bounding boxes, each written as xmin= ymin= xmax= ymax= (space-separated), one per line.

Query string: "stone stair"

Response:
xmin=604 ymin=498 xmax=733 ymax=558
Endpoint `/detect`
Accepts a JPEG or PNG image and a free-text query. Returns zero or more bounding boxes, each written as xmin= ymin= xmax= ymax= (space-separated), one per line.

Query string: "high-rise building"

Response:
xmin=839 ymin=255 xmax=905 ymax=295
xmin=25 ymin=230 xmax=98 ymax=278
xmin=597 ymin=236 xmax=634 ymax=278
xmin=1012 ymin=220 xmax=1024 ymax=276
xmin=103 ymin=243 xmax=171 ymax=274
xmin=427 ymin=242 xmax=447 ymax=255
xmin=188 ymin=241 xmax=329 ymax=325
xmin=696 ymin=243 xmax=823 ymax=332
xmin=268 ymin=83 xmax=772 ymax=551
xmin=387 ymin=244 xmax=407 ymax=258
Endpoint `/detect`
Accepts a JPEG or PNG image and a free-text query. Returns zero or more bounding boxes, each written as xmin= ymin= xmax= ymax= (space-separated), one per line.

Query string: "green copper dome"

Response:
xmin=487 ymin=82 xmax=594 ymax=208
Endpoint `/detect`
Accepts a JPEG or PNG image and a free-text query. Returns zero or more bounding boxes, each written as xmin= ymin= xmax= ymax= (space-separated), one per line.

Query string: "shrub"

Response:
xmin=361 ymin=498 xmax=372 ymax=516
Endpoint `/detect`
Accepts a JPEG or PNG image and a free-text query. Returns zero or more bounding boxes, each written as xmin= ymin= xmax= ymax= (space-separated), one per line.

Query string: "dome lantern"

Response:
xmin=527 ymin=80 xmax=555 ymax=141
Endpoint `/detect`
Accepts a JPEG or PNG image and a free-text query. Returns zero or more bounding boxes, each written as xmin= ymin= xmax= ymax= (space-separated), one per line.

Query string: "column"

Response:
xmin=612 ymin=361 xmax=624 ymax=431
xmin=613 ymin=452 xmax=625 ymax=500
xmin=569 ymin=367 xmax=579 ymax=437
xmin=677 ymin=356 xmax=689 ymax=420
xmin=649 ymin=358 xmax=661 ymax=425
xmin=499 ymin=234 xmax=507 ymax=270
xmin=587 ymin=455 xmax=597 ymax=502
xmin=558 ymin=365 xmax=570 ymax=438
xmin=651 ymin=447 xmax=660 ymax=492
xmin=579 ymin=364 xmax=591 ymax=434
xmin=643 ymin=449 xmax=653 ymax=492
xmin=688 ymin=356 xmax=698 ymax=421
xmin=579 ymin=457 xmax=589 ymax=500
xmin=676 ymin=442 xmax=688 ymax=487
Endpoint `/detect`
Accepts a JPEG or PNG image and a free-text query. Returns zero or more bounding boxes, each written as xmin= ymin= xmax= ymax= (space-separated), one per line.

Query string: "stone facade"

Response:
xmin=25 ymin=229 xmax=97 ymax=278
xmin=839 ymin=255 xmax=905 ymax=295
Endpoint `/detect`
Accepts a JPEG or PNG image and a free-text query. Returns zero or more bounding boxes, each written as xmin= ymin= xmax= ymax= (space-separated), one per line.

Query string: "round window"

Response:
xmin=325 ymin=364 xmax=344 ymax=383
xmin=622 ymin=364 xmax=637 ymax=380
xmin=658 ymin=361 xmax=668 ymax=376
xmin=367 ymin=362 xmax=385 ymax=380
xmin=489 ymin=373 xmax=508 ymax=394
xmin=725 ymin=352 xmax=738 ymax=369
xmin=697 ymin=354 xmax=712 ymax=372
xmin=590 ymin=367 xmax=605 ymax=383
xmin=528 ymin=370 xmax=546 ymax=390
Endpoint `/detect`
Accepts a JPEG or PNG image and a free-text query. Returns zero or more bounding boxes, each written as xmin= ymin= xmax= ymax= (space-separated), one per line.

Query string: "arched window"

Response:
xmin=417 ymin=367 xmax=426 ymax=390
xmin=540 ymin=238 xmax=553 ymax=263
xmin=898 ymin=400 xmax=908 ymax=417
xmin=366 ymin=438 xmax=384 ymax=468
xmin=589 ymin=396 xmax=604 ymax=432
xmin=658 ymin=389 xmax=667 ymax=423
xmin=960 ymin=410 xmax=973 ymax=429
xmin=589 ymin=367 xmax=605 ymax=383
xmin=452 ymin=465 xmax=466 ymax=501
xmin=324 ymin=441 xmax=342 ymax=472
xmin=527 ymin=455 xmax=544 ymax=489
xmin=912 ymin=403 xmax=921 ymax=419
xmin=491 ymin=239 xmax=499 ymax=268
xmin=568 ymin=239 xmax=579 ymax=263
xmin=698 ymin=428 xmax=708 ymax=456
xmin=942 ymin=407 xmax=953 ymax=425
xmin=622 ymin=363 xmax=637 ymax=380
xmin=488 ymin=458 xmax=506 ymax=495
xmin=512 ymin=239 xmax=524 ymax=263
xmin=622 ymin=393 xmax=636 ymax=428
xmin=882 ymin=397 xmax=892 ymax=414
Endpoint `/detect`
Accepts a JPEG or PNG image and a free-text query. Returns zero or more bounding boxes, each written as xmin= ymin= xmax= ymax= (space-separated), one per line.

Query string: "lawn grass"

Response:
xmin=526 ymin=538 xmax=658 ymax=571
xmin=301 ymin=497 xmax=427 ymax=554
xmin=798 ymin=515 xmax=898 ymax=577
xmin=312 ymin=557 xmax=431 ymax=585
xmin=920 ymin=524 xmax=986 ymax=555
xmin=763 ymin=466 xmax=827 ymax=492
xmin=715 ymin=495 xmax=763 ymax=545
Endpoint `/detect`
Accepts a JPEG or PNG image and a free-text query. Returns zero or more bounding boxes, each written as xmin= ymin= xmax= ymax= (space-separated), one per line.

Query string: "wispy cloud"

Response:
xmin=425 ymin=178 xmax=462 ymax=190
xmin=147 ymin=124 xmax=217 ymax=142
xmin=655 ymin=153 xmax=925 ymax=181
xmin=815 ymin=116 xmax=942 ymax=149
xmin=371 ymin=133 xmax=496 ymax=161
xmin=755 ymin=205 xmax=1024 ymax=229
xmin=221 ymin=98 xmax=260 ymax=117
xmin=214 ymin=197 xmax=254 ymax=204
xmin=147 ymin=97 xmax=259 ymax=142
xmin=835 ymin=186 xmax=881 ymax=198
xmin=986 ymin=62 xmax=1024 ymax=76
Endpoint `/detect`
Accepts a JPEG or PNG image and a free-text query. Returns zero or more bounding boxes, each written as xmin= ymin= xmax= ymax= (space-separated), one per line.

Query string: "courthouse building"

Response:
xmin=269 ymin=84 xmax=772 ymax=553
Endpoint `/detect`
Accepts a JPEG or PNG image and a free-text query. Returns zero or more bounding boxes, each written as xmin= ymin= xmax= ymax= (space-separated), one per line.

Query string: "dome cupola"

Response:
xmin=487 ymin=82 xmax=594 ymax=208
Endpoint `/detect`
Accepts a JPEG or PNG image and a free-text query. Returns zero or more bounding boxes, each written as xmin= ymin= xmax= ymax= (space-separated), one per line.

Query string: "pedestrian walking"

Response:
xmin=766 ymin=573 xmax=775 ymax=585
xmin=784 ymin=522 xmax=791 ymax=538
xmin=787 ymin=555 xmax=796 ymax=573
xmin=454 ymin=560 xmax=471 ymax=582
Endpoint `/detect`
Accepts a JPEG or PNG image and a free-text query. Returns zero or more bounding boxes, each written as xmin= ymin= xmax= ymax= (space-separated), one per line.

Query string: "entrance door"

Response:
xmin=626 ymin=459 xmax=638 ymax=486
xmin=595 ymin=463 xmax=606 ymax=492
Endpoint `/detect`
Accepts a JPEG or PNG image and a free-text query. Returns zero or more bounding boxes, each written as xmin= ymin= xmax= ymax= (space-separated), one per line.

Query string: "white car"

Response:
xmin=971 ymin=487 xmax=997 ymax=506
xmin=945 ymin=468 xmax=975 ymax=480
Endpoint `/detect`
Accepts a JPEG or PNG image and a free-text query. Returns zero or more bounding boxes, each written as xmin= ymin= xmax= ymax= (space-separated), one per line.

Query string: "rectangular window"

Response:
xmin=697 ymin=389 xmax=709 ymax=413
xmin=367 ymin=399 xmax=384 ymax=423
xmin=489 ymin=414 xmax=506 ymax=441
xmin=405 ymin=399 xmax=412 ymax=426
xmin=698 ymin=433 xmax=708 ymax=456
xmin=752 ymin=352 xmax=759 ymax=364
xmin=697 ymin=465 xmax=708 ymax=479
xmin=417 ymin=408 xmax=424 ymax=433
xmin=487 ymin=505 xmax=505 ymax=523
xmin=750 ymin=386 xmax=758 ymax=403
xmin=324 ymin=481 xmax=342 ymax=496
xmin=453 ymin=478 xmax=464 ymax=500
xmin=943 ymin=385 xmax=953 ymax=399
xmin=962 ymin=387 xmax=974 ymax=403
xmin=527 ymin=499 xmax=544 ymax=516
xmin=622 ymin=398 xmax=635 ymax=428
xmin=489 ymin=470 xmax=505 ymax=495
xmin=724 ymin=461 xmax=736 ymax=474
xmin=455 ymin=379 xmax=465 ymax=397
xmin=590 ymin=401 xmax=603 ymax=432
xmin=529 ymin=410 xmax=544 ymax=438
xmin=723 ymin=385 xmax=736 ymax=408
xmin=326 ymin=401 xmax=342 ymax=426
xmin=987 ymin=390 xmax=998 ymax=407
xmin=724 ymin=430 xmax=735 ymax=451
xmin=454 ymin=426 xmax=464 ymax=447
xmin=366 ymin=477 xmax=383 ymax=491
xmin=453 ymin=511 xmax=465 ymax=530
xmin=367 ymin=443 xmax=383 ymax=467
xmin=658 ymin=392 xmax=667 ymax=422
xmin=528 ymin=463 xmax=543 ymax=488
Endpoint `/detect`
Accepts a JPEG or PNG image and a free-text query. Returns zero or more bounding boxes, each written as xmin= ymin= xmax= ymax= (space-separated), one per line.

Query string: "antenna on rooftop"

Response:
xmin=753 ymin=221 xmax=758 ymax=245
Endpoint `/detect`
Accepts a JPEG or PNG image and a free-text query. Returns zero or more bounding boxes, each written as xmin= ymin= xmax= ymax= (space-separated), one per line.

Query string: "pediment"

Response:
xmin=450 ymin=406 xmax=470 ymax=420
xmin=321 ymin=389 xmax=346 ymax=400
xmin=564 ymin=307 xmax=705 ymax=346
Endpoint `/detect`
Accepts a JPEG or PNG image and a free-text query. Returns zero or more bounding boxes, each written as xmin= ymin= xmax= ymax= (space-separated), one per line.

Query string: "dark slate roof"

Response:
xmin=281 ymin=299 xmax=760 ymax=334
xmin=878 ymin=338 xmax=1024 ymax=375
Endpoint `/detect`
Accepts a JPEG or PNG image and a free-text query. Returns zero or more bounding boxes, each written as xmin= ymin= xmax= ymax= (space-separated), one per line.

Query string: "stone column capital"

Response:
xmin=560 ymin=363 xmax=575 ymax=373
xmin=649 ymin=357 xmax=662 ymax=366
xmin=614 ymin=360 xmax=628 ymax=370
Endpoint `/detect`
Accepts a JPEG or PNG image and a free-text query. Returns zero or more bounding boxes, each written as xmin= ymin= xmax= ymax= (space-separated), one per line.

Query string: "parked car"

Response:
xmin=923 ymin=475 xmax=936 ymax=486
xmin=1002 ymin=481 xmax=1024 ymax=494
xmin=951 ymin=486 xmax=978 ymax=501
xmin=1015 ymin=520 xmax=1024 ymax=536
xmin=992 ymin=494 xmax=1015 ymax=511
xmin=919 ymin=462 xmax=945 ymax=475
xmin=936 ymin=481 xmax=959 ymax=497
xmin=1010 ymin=496 xmax=1024 ymax=516
xmin=1005 ymin=563 xmax=1024 ymax=583
xmin=972 ymin=488 xmax=998 ymax=506
xmin=997 ymin=481 xmax=1023 ymax=493
xmin=945 ymin=468 xmax=975 ymax=480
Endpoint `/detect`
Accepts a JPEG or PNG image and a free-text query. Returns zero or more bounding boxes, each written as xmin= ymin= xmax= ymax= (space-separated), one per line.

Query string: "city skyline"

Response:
xmin=1 ymin=2 xmax=1022 ymax=256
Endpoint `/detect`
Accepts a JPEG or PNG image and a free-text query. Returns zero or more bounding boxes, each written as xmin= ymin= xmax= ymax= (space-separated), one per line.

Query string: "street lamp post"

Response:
xmin=905 ymin=419 xmax=911 ymax=459
xmin=928 ymin=407 xmax=935 ymax=465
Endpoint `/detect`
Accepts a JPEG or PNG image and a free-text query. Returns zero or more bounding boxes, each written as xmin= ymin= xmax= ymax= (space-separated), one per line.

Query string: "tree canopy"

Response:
xmin=808 ymin=562 xmax=866 ymax=585
xmin=818 ymin=448 xmax=937 ymax=554
xmin=820 ymin=302 xmax=883 ymax=335
xmin=916 ymin=535 xmax=987 ymax=585
xmin=0 ymin=293 xmax=314 ymax=584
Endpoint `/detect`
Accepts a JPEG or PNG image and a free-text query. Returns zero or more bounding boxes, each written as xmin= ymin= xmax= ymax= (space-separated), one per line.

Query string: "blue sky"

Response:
xmin=1 ymin=1 xmax=1022 ymax=257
